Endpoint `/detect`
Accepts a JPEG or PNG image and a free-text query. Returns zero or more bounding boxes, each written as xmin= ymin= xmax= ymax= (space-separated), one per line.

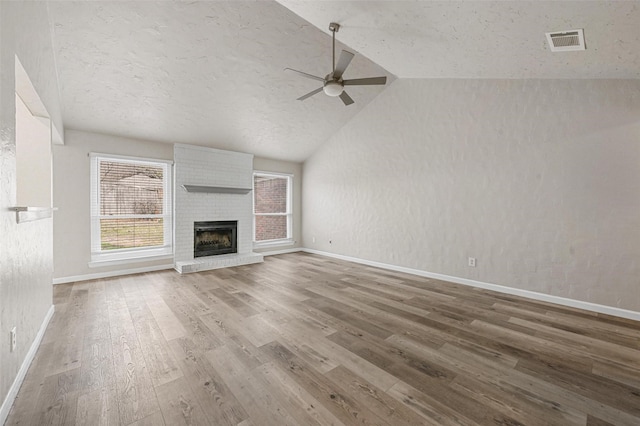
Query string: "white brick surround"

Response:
xmin=174 ymin=144 xmax=263 ymax=272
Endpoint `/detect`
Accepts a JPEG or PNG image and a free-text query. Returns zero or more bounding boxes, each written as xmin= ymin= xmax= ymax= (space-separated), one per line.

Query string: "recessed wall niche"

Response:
xmin=15 ymin=57 xmax=52 ymax=208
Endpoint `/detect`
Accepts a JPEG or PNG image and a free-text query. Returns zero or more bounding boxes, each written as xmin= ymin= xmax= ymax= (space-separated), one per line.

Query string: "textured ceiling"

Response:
xmin=277 ymin=0 xmax=640 ymax=79
xmin=49 ymin=1 xmax=640 ymax=163
xmin=48 ymin=1 xmax=393 ymax=162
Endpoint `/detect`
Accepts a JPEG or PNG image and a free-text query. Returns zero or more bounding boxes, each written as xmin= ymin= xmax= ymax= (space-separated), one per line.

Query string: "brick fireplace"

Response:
xmin=173 ymin=144 xmax=263 ymax=273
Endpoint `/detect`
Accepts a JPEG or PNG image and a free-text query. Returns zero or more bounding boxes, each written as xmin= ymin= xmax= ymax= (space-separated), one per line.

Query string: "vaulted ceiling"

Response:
xmin=48 ymin=1 xmax=640 ymax=162
xmin=277 ymin=0 xmax=640 ymax=79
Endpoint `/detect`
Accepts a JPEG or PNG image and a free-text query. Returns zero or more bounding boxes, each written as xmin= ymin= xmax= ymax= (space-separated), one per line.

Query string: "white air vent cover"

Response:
xmin=546 ymin=29 xmax=585 ymax=52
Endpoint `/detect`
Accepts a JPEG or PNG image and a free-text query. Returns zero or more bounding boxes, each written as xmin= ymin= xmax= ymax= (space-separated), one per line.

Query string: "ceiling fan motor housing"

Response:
xmin=285 ymin=21 xmax=386 ymax=105
xmin=323 ymin=80 xmax=344 ymax=97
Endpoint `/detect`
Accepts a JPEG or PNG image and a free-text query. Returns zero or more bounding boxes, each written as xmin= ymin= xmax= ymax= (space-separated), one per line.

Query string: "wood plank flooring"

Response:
xmin=6 ymin=252 xmax=640 ymax=425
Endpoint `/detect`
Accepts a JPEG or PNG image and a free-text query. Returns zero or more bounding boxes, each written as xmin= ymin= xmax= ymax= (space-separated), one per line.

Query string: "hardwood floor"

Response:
xmin=6 ymin=252 xmax=640 ymax=425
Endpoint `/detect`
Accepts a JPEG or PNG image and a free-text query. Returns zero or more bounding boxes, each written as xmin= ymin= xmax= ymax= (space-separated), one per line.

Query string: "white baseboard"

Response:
xmin=52 ymin=264 xmax=175 ymax=285
xmin=0 ymin=304 xmax=55 ymax=425
xmin=259 ymin=247 xmax=303 ymax=257
xmin=302 ymin=248 xmax=640 ymax=322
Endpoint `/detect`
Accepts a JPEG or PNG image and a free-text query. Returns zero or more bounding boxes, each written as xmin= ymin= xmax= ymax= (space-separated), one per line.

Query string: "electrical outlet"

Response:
xmin=10 ymin=327 xmax=16 ymax=352
xmin=329 ymin=240 xmax=332 ymax=245
xmin=468 ymin=257 xmax=476 ymax=267
xmin=312 ymin=237 xmax=316 ymax=243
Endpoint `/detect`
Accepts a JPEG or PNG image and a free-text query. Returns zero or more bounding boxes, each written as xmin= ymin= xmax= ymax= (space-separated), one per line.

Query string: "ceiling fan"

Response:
xmin=285 ymin=22 xmax=387 ymax=106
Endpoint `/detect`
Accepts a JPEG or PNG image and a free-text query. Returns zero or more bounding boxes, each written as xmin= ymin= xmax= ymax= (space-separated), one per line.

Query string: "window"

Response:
xmin=253 ymin=172 xmax=292 ymax=245
xmin=90 ymin=153 xmax=172 ymax=264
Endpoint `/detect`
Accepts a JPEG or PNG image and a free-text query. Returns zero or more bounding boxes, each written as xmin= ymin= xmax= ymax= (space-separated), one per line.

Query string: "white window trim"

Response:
xmin=253 ymin=171 xmax=293 ymax=247
xmin=89 ymin=153 xmax=174 ymax=265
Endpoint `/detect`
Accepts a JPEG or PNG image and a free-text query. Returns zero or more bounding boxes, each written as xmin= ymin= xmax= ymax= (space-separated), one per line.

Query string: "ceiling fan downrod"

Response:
xmin=329 ymin=22 xmax=340 ymax=74
xmin=284 ymin=21 xmax=386 ymax=106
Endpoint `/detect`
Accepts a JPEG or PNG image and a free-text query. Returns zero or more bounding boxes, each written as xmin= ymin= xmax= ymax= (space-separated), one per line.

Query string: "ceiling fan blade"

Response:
xmin=333 ymin=50 xmax=355 ymax=79
xmin=343 ymin=76 xmax=387 ymax=86
xmin=284 ymin=68 xmax=325 ymax=82
xmin=297 ymin=87 xmax=324 ymax=101
xmin=339 ymin=91 xmax=354 ymax=106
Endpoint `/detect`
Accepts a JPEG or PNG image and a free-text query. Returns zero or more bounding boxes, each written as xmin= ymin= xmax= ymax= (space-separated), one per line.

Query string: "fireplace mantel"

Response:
xmin=181 ymin=184 xmax=252 ymax=194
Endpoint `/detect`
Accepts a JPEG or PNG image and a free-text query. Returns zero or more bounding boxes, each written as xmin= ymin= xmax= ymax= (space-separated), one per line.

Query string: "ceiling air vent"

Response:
xmin=545 ymin=29 xmax=585 ymax=52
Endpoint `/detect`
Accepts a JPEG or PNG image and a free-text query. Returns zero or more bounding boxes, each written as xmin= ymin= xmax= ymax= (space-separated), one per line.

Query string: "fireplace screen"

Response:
xmin=194 ymin=221 xmax=237 ymax=257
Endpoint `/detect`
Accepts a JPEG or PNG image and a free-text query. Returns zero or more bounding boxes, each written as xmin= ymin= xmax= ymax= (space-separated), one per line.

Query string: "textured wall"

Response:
xmin=53 ymin=134 xmax=304 ymax=279
xmin=15 ymin=94 xmax=51 ymax=207
xmin=303 ymin=79 xmax=640 ymax=312
xmin=52 ymin=130 xmax=174 ymax=279
xmin=0 ymin=0 xmax=60 ymax=414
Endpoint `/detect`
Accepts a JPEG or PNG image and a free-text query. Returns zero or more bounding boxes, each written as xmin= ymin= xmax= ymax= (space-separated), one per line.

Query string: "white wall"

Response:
xmin=303 ymin=79 xmax=640 ymax=312
xmin=52 ymin=133 xmax=304 ymax=279
xmin=253 ymin=156 xmax=303 ymax=253
xmin=15 ymin=93 xmax=52 ymax=207
xmin=0 ymin=0 xmax=62 ymax=418
xmin=52 ymin=130 xmax=174 ymax=280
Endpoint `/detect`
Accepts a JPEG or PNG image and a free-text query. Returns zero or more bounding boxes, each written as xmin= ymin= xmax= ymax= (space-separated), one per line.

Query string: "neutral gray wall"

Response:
xmin=52 ymin=130 xmax=174 ymax=279
xmin=302 ymin=79 xmax=640 ymax=312
xmin=52 ymin=133 xmax=303 ymax=279
xmin=15 ymin=94 xmax=52 ymax=207
xmin=0 ymin=0 xmax=61 ymax=413
xmin=253 ymin=156 xmax=303 ymax=253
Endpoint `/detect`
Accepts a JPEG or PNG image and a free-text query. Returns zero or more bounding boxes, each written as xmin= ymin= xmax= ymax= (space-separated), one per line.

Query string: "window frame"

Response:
xmin=89 ymin=153 xmax=173 ymax=266
xmin=252 ymin=171 xmax=293 ymax=247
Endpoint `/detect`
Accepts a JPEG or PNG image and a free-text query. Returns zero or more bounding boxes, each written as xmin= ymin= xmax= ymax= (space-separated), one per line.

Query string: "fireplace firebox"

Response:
xmin=194 ymin=220 xmax=237 ymax=258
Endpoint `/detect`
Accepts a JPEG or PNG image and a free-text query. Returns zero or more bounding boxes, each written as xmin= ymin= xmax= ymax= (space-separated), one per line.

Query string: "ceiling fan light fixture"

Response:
xmin=285 ymin=21 xmax=387 ymax=106
xmin=323 ymin=81 xmax=344 ymax=97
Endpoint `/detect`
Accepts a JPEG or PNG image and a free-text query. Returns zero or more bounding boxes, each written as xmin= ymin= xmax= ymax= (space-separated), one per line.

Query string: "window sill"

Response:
xmin=253 ymin=239 xmax=294 ymax=249
xmin=89 ymin=248 xmax=173 ymax=268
